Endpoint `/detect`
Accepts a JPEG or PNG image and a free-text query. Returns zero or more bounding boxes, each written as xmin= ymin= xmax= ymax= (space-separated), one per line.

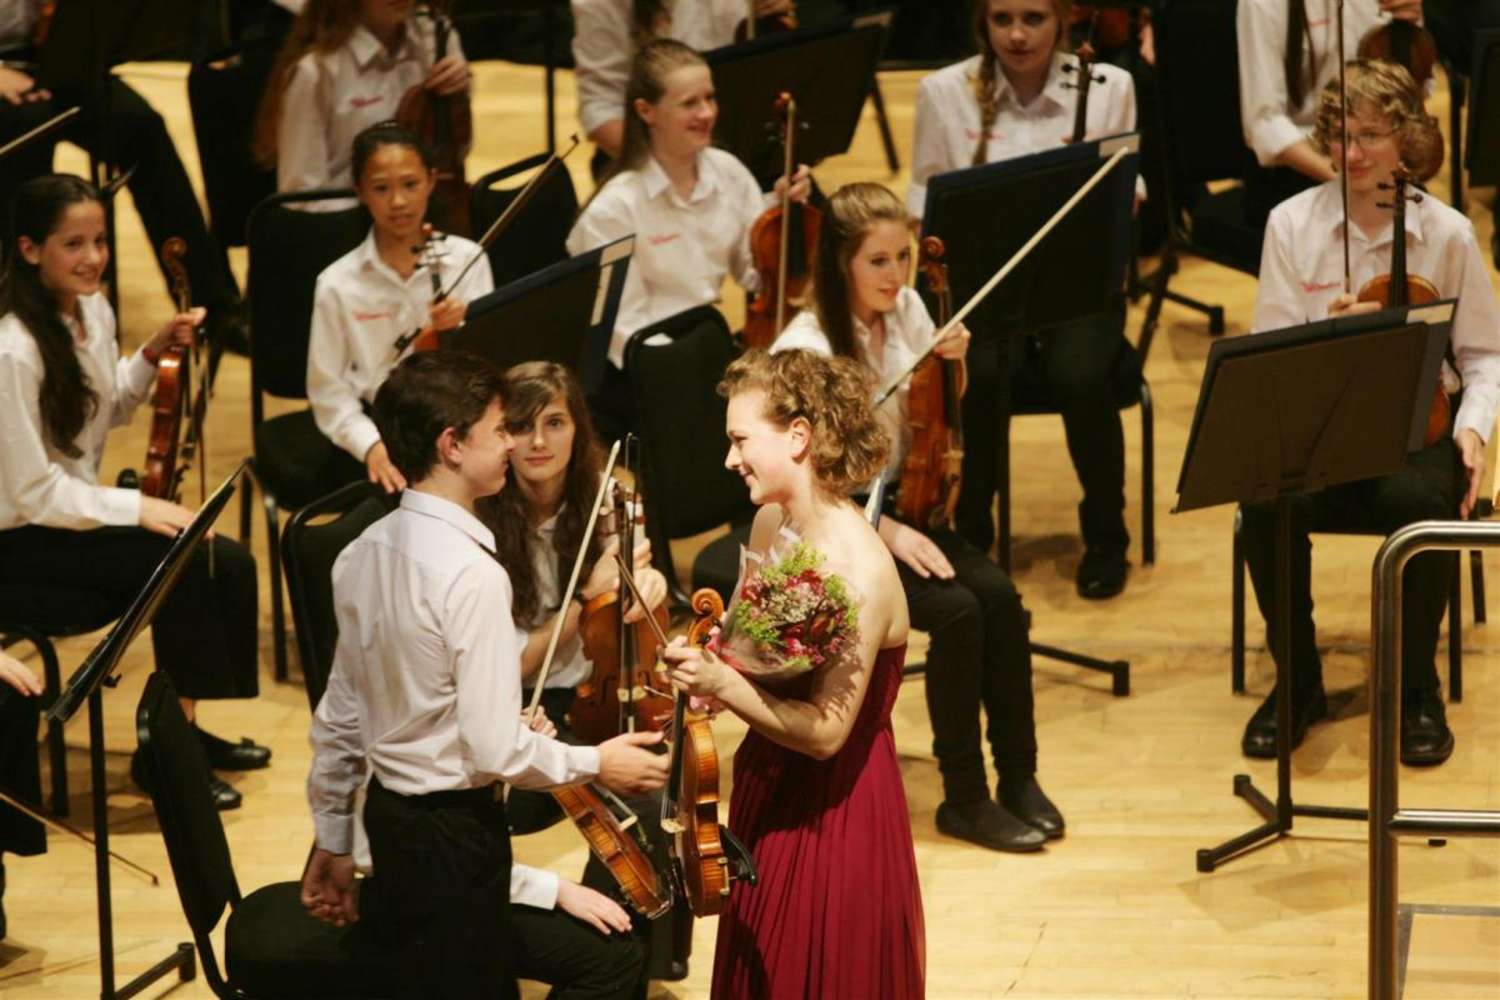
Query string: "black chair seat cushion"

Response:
xmin=225 ymin=880 xmax=396 ymax=998
xmin=0 ymin=584 xmax=121 ymax=638
xmin=1186 ymin=185 xmax=1263 ymax=274
xmin=254 ymin=410 xmax=365 ymax=511
xmin=691 ymin=520 xmax=753 ymax=602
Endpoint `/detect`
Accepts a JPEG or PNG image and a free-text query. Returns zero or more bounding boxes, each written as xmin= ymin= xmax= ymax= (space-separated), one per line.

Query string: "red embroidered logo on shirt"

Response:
xmin=350 ymin=95 xmax=383 ymax=109
xmin=964 ymin=128 xmax=1001 ymax=142
xmin=647 ymin=233 xmax=681 ymax=247
xmin=353 ymin=309 xmax=395 ymax=322
xmin=1300 ymin=279 xmax=1341 ymax=293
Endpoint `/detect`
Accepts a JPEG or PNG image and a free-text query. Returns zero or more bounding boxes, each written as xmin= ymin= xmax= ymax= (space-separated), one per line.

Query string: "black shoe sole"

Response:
xmin=935 ymin=805 xmax=1047 ymax=853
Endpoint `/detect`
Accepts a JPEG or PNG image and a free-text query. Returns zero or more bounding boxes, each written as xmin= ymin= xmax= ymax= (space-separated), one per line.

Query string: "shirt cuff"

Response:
xmin=512 ymin=864 xmax=561 ymax=910
xmin=345 ymin=420 xmax=383 ymax=465
xmin=1251 ymin=117 xmax=1309 ymax=167
xmin=314 ymin=813 xmax=355 ymax=855
xmin=1453 ymin=400 xmax=1492 ymax=444
xmin=566 ymin=744 xmax=602 ymax=782
xmin=126 ymin=350 xmax=157 ymax=393
xmin=103 ymin=486 xmax=142 ymax=527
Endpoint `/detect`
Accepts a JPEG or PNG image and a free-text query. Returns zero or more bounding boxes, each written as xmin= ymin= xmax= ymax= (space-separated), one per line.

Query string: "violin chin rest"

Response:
xmin=721 ymin=824 xmax=759 ymax=886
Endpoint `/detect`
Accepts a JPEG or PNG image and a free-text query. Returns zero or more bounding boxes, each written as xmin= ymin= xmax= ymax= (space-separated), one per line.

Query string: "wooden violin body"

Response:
xmin=396 ymin=2 xmax=473 ymax=236
xmin=1358 ymin=21 xmax=1439 ymax=91
xmin=142 ymin=237 xmax=204 ymax=502
xmin=576 ymin=593 xmax=675 ymax=740
xmin=552 ymin=783 xmax=671 ymax=918
xmin=743 ymin=92 xmax=822 ymax=350
xmin=896 ymin=237 xmax=965 ymax=531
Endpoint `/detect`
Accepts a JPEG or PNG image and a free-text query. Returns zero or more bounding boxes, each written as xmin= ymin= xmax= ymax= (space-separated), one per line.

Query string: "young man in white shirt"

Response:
xmin=302 ymin=350 xmax=669 ymax=999
xmin=1240 ymin=60 xmax=1500 ymax=767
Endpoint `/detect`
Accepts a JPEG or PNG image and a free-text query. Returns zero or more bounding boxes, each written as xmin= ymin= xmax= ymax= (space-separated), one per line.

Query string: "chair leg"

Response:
xmin=1470 ymin=549 xmax=1485 ymax=625
xmin=1137 ymin=247 xmax=1171 ymax=362
xmin=1139 ymin=381 xmax=1155 ymax=565
xmin=1449 ymin=553 xmax=1463 ymax=703
xmin=38 ymin=634 xmax=68 ymax=818
xmin=868 ymin=79 xmax=900 ymax=176
xmin=239 ymin=459 xmax=254 ymax=543
xmin=263 ymin=493 xmax=289 ymax=683
xmin=1231 ymin=512 xmax=1246 ymax=695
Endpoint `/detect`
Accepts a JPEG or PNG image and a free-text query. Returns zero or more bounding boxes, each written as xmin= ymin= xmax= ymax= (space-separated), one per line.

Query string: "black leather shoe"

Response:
xmin=1241 ymin=685 xmax=1328 ymax=758
xmin=195 ymin=725 xmax=271 ymax=771
xmin=936 ymin=798 xmax=1046 ymax=853
xmin=1401 ymin=691 xmax=1454 ymax=766
xmin=1076 ymin=547 xmax=1128 ymax=600
xmin=209 ymin=775 xmax=243 ymax=811
xmin=998 ymin=776 xmax=1065 ymax=840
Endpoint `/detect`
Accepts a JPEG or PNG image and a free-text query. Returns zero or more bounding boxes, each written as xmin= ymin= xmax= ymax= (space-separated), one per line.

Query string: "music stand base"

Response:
xmin=112 ymin=943 xmax=196 ymax=1000
xmin=1195 ymin=772 xmax=1368 ymax=873
xmin=1031 ymin=642 xmax=1130 ymax=697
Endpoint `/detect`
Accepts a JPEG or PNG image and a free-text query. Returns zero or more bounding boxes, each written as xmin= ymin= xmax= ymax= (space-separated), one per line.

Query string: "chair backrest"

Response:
xmin=246 ymin=190 xmax=370 ymax=403
xmin=187 ymin=48 xmax=278 ymax=248
xmin=624 ymin=307 xmax=756 ymax=587
xmin=1468 ymin=30 xmax=1500 ymax=183
xmin=135 ymin=671 xmax=239 ymax=985
xmin=468 ymin=153 xmax=579 ymax=288
xmin=282 ymin=481 xmax=397 ymax=712
xmin=1154 ymin=0 xmax=1258 ymax=188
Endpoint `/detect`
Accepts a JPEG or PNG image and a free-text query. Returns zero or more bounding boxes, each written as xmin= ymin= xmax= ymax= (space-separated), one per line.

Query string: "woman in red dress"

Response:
xmin=662 ymin=348 xmax=925 ymax=999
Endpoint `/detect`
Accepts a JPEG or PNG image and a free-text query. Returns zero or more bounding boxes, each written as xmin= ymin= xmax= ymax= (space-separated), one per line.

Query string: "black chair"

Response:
xmin=468 ymin=152 xmax=579 ymax=288
xmin=0 ymin=618 xmax=98 ymax=819
xmin=1139 ymin=0 xmax=1264 ymax=357
xmin=187 ymin=47 xmax=278 ymax=248
xmin=240 ymin=190 xmax=371 ymax=683
xmin=135 ymin=671 xmax=394 ymax=999
xmin=1229 ymin=505 xmax=1489 ymax=702
xmin=282 ymin=482 xmax=398 ymax=713
xmin=624 ymin=307 xmax=755 ymax=605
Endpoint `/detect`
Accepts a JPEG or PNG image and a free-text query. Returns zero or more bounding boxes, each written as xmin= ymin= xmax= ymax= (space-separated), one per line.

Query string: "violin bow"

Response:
xmin=0 ymin=105 xmax=79 ymax=160
xmin=873 ymin=143 xmax=1132 ymax=406
xmin=1338 ymin=0 xmax=1352 ymax=294
xmin=0 ymin=786 xmax=158 ymax=885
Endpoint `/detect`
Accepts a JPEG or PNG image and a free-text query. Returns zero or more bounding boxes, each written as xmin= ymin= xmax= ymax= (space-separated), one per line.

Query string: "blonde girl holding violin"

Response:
xmin=307 ymin=122 xmax=492 ymax=495
xmin=565 ymin=38 xmax=810 ymax=444
xmin=255 ymin=0 xmax=472 ymax=198
xmin=908 ymin=0 xmax=1144 ymax=600
xmin=773 ymin=181 xmax=1063 ymax=855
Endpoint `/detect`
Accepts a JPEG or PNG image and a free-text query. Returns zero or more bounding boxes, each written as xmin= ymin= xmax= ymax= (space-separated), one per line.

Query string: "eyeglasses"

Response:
xmin=1328 ymin=127 xmax=1397 ymax=150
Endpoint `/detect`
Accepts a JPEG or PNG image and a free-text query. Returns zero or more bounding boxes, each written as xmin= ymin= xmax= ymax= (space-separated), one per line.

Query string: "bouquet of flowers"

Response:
xmin=709 ymin=528 xmax=861 ymax=682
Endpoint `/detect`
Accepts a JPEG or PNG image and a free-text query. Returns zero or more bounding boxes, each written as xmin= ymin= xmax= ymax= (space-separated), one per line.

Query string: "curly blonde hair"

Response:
xmin=1313 ymin=59 xmax=1444 ymax=182
xmin=717 ymin=349 xmax=891 ymax=498
xmin=971 ymin=0 xmax=1075 ymax=166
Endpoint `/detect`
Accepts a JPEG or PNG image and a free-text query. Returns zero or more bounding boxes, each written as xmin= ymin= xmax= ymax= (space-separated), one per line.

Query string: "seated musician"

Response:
xmin=479 ymin=360 xmax=691 ymax=987
xmin=0 ymin=176 xmax=266 ymax=811
xmin=570 ymin=0 xmax=791 ymax=162
xmin=1240 ymin=59 xmax=1500 ymax=766
xmin=772 ymin=181 xmax=1063 ymax=854
xmin=908 ymin=0 xmax=1143 ymax=599
xmin=565 ymin=39 xmax=810 ymax=444
xmin=1237 ymin=0 xmax=1421 ymax=224
xmin=254 ymin=0 xmax=472 ymax=198
xmin=307 ymin=122 xmax=492 ymax=494
xmin=302 ymin=350 xmax=670 ymax=998
xmin=0 ymin=652 xmax=45 ymax=940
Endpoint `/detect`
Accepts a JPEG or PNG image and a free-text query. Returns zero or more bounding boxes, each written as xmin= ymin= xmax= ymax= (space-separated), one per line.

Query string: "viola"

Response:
xmin=551 ymin=782 xmax=671 ymax=918
xmin=896 ymin=236 xmax=965 ymax=531
xmin=395 ymin=0 xmax=473 ymax=236
xmin=1357 ymin=20 xmax=1439 ymax=91
xmin=1355 ymin=165 xmax=1448 ymax=445
xmin=142 ymin=238 xmax=209 ymax=505
xmin=734 ymin=0 xmax=798 ymax=42
xmin=743 ymin=93 xmax=822 ymax=350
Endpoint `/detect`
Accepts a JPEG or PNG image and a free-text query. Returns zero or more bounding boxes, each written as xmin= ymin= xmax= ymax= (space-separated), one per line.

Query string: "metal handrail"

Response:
xmin=1369 ymin=519 xmax=1500 ymax=1000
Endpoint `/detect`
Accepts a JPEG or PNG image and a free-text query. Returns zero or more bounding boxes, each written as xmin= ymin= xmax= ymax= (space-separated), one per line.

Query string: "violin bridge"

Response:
xmin=618 ymin=813 xmax=639 ymax=831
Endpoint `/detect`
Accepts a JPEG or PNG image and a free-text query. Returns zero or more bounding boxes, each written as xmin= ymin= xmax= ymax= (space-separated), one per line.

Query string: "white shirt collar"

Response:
xmin=355 ymin=227 xmax=426 ymax=289
xmin=640 ymin=150 xmax=721 ymax=205
xmin=400 ymin=489 xmax=497 ymax=553
xmin=347 ymin=23 xmax=417 ymax=72
xmin=1314 ymin=180 xmax=1426 ymax=248
xmin=981 ymin=50 xmax=1073 ymax=114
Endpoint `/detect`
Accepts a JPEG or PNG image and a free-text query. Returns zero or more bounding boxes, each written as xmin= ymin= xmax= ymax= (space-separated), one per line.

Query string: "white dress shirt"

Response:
xmin=521 ymin=509 xmax=592 ymax=691
xmin=567 ymin=147 xmax=771 ymax=367
xmin=307 ymin=228 xmax=494 ymax=462
xmin=1237 ymin=0 xmax=1384 ymax=166
xmin=276 ymin=19 xmax=466 ymax=197
xmin=773 ymin=287 xmax=938 ymax=482
xmin=309 ymin=489 xmax=601 ymax=855
xmin=0 ymin=294 xmax=155 ymax=531
xmin=0 ymin=0 xmax=37 ymax=51
xmin=570 ymin=0 xmax=743 ymax=138
xmin=907 ymin=51 xmax=1140 ymax=219
xmin=1253 ymin=181 xmax=1500 ymax=442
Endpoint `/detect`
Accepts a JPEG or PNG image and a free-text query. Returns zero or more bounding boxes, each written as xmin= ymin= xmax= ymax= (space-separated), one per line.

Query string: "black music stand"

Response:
xmin=45 ymin=460 xmax=250 ymax=998
xmin=704 ymin=11 xmax=894 ymax=182
xmin=1177 ymin=303 xmax=1455 ymax=872
xmin=445 ymin=235 xmax=632 ymax=394
xmin=921 ymin=134 xmax=1140 ymax=694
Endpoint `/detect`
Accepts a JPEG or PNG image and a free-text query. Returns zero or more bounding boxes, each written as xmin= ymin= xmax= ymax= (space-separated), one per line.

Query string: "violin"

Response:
xmin=896 ymin=236 xmax=965 ymax=531
xmin=1064 ymin=18 xmax=1106 ymax=145
xmin=1071 ymin=5 xmax=1133 ymax=52
xmin=551 ymin=781 xmax=672 ymax=918
xmin=1357 ymin=19 xmax=1439 ymax=90
xmin=1355 ymin=164 xmax=1448 ymax=445
xmin=142 ymin=238 xmax=209 ymax=505
xmin=575 ymin=441 xmax=676 ymax=742
xmin=735 ymin=0 xmax=798 ymax=42
xmin=395 ymin=0 xmax=473 ymax=236
xmin=743 ymin=93 xmax=821 ymax=350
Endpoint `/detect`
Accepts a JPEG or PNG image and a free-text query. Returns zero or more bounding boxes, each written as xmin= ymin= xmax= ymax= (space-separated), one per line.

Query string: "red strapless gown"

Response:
xmin=710 ymin=644 xmax=926 ymax=999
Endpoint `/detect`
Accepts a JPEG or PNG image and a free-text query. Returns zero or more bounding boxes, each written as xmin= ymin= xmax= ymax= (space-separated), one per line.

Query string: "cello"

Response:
xmin=895 ymin=236 xmax=966 ymax=531
xmin=395 ymin=0 xmax=473 ymax=236
xmin=743 ymin=93 xmax=821 ymax=349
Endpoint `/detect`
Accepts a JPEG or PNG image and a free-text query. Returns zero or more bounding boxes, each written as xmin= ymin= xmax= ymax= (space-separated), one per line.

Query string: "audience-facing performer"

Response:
xmin=908 ymin=0 xmax=1143 ymax=598
xmin=1241 ymin=60 xmax=1500 ymax=766
xmin=0 ymin=176 xmax=265 ymax=811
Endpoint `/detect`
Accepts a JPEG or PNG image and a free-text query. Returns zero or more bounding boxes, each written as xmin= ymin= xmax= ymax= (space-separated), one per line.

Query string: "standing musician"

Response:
xmin=0 ymin=175 xmax=266 ymax=812
xmin=661 ymin=348 xmax=925 ymax=999
xmin=773 ymin=181 xmax=1063 ymax=854
xmin=0 ymin=651 xmax=45 ymax=940
xmin=565 ymin=39 xmax=810 ymax=444
xmin=1237 ymin=0 xmax=1417 ymax=224
xmin=1240 ymin=60 xmax=1500 ymax=766
xmin=303 ymin=350 xmax=670 ymax=1000
xmin=254 ymin=0 xmax=472 ymax=199
xmin=307 ymin=122 xmax=492 ymax=494
xmin=907 ymin=0 xmax=1144 ymax=599
xmin=480 ymin=360 xmax=693 ymax=989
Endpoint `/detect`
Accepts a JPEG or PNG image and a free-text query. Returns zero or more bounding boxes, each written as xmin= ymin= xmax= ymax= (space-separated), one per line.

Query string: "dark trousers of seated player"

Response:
xmin=0 ymin=526 xmax=258 ymax=701
xmin=0 ymin=687 xmax=46 ymax=858
xmin=896 ymin=525 xmax=1038 ymax=803
xmin=509 ymin=687 xmax=691 ymax=991
xmin=956 ymin=299 xmax=1138 ymax=558
xmin=1239 ymin=438 xmax=1464 ymax=698
xmin=0 ymin=53 xmax=240 ymax=318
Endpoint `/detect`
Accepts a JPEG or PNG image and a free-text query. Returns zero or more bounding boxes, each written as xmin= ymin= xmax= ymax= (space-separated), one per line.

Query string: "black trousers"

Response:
xmin=1239 ymin=439 xmax=1464 ymax=698
xmin=0 ymin=687 xmax=45 ymax=857
xmin=0 ymin=526 xmax=258 ymax=701
xmin=956 ymin=302 xmax=1137 ymax=556
xmin=898 ymin=526 xmax=1038 ymax=804
xmin=1245 ymin=165 xmax=1317 ymax=232
xmin=0 ymin=55 xmax=239 ymax=314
